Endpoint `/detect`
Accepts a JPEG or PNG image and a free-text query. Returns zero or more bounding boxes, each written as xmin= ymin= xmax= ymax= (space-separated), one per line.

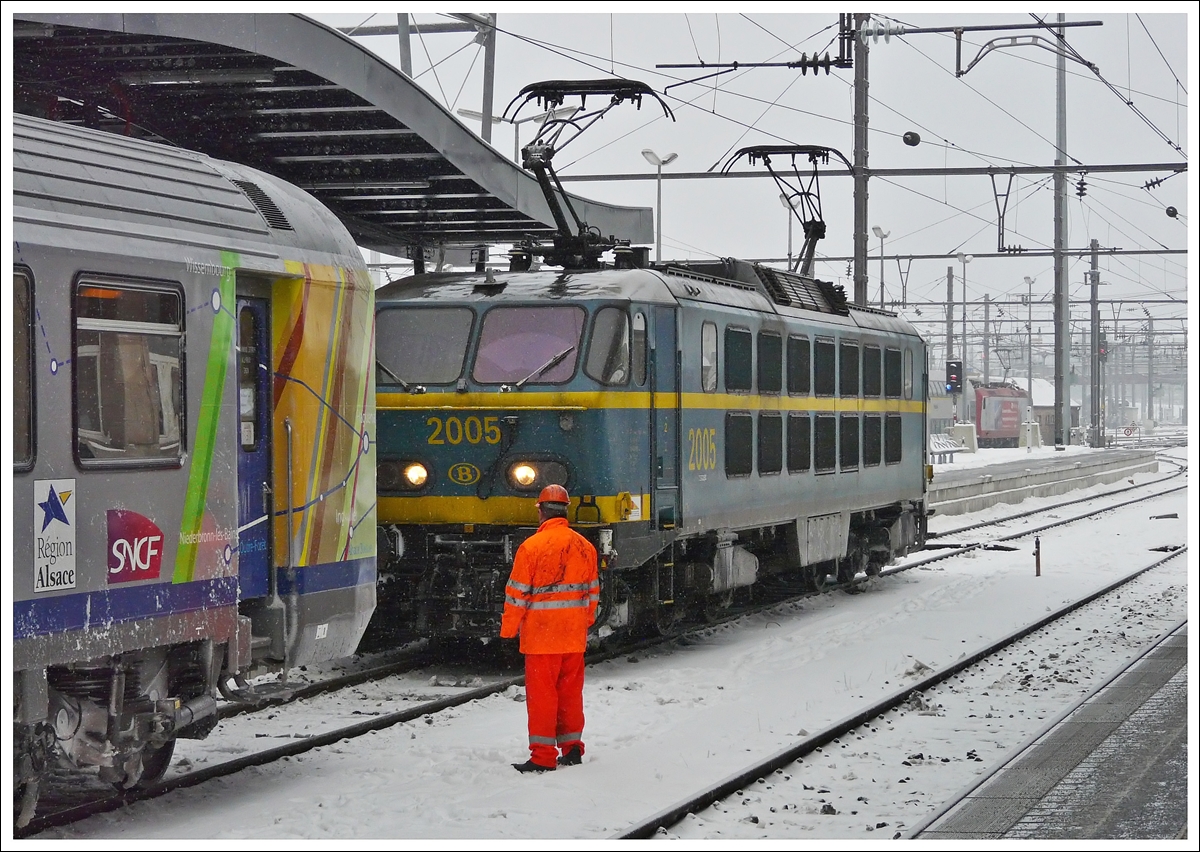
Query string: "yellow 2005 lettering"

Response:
xmin=426 ymin=415 xmax=502 ymax=446
xmin=687 ymin=427 xmax=717 ymax=471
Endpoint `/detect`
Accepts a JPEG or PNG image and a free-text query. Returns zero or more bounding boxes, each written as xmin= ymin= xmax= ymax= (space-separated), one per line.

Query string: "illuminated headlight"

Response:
xmin=404 ymin=463 xmax=428 ymax=487
xmin=510 ymin=462 xmax=538 ymax=487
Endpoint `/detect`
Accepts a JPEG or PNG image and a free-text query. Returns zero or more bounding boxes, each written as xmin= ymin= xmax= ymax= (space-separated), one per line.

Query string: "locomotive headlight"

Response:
xmin=404 ymin=463 xmax=429 ymax=487
xmin=510 ymin=462 xmax=538 ymax=487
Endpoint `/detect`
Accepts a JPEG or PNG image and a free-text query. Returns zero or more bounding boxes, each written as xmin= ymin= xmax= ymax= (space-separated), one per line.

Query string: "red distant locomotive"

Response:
xmin=973 ymin=383 xmax=1030 ymax=448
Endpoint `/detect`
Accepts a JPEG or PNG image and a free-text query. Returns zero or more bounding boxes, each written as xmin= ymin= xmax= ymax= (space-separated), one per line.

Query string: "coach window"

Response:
xmin=757 ymin=331 xmax=782 ymax=394
xmin=75 ymin=280 xmax=184 ymax=468
xmin=840 ymin=414 xmax=859 ymax=470
xmin=814 ymin=338 xmax=836 ymax=397
xmin=814 ymin=414 xmax=836 ymax=472
xmin=903 ymin=347 xmax=914 ymax=399
xmin=585 ymin=306 xmax=631 ymax=385
xmin=884 ymin=347 xmax=902 ymax=398
xmin=758 ymin=412 xmax=782 ymax=475
xmin=632 ymin=312 xmax=647 ymax=386
xmin=787 ymin=334 xmax=811 ymax=395
xmin=378 ymin=306 xmax=473 ymax=386
xmin=724 ymin=412 xmax=753 ymax=476
xmin=787 ymin=413 xmax=811 ymax=473
xmin=863 ymin=345 xmax=882 ymax=397
xmin=863 ymin=414 xmax=882 ymax=466
xmin=701 ymin=321 xmax=717 ymax=392
xmin=725 ymin=327 xmax=752 ymax=392
xmin=839 ymin=340 xmax=860 ymax=398
xmin=15 ymin=270 xmax=34 ymax=471
xmin=885 ymin=414 xmax=903 ymax=463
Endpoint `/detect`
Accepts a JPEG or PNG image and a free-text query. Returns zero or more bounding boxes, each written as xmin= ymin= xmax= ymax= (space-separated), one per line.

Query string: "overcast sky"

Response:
xmin=312 ymin=7 xmax=1192 ymax=376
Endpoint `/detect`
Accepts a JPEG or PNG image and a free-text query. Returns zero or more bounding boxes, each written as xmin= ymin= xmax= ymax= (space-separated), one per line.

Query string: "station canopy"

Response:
xmin=12 ymin=13 xmax=653 ymax=259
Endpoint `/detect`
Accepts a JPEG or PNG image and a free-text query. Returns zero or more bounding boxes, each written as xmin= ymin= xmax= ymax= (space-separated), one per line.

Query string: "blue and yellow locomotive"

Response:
xmin=374 ymin=257 xmax=928 ymax=638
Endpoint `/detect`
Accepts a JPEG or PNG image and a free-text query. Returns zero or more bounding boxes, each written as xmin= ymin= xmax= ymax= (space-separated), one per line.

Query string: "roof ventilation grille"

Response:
xmin=231 ymin=179 xmax=293 ymax=230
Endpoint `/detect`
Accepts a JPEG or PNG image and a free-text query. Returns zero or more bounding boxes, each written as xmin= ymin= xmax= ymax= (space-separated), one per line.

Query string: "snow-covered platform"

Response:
xmin=913 ymin=622 xmax=1187 ymax=840
xmin=927 ymin=446 xmax=1159 ymax=516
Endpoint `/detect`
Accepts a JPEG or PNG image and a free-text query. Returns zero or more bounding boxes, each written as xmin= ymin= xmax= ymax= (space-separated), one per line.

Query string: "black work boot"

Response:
xmin=558 ymin=745 xmax=583 ymax=767
xmin=512 ymin=759 xmax=555 ymax=773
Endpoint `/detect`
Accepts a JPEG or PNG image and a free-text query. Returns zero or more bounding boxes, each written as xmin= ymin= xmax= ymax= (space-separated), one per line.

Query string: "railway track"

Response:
xmin=22 ymin=473 xmax=1185 ymax=838
xmin=618 ymin=547 xmax=1187 ymax=838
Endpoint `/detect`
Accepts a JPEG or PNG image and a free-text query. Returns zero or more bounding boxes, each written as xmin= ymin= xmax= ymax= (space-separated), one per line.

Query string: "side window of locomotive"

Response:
xmin=700 ymin=321 xmax=718 ymax=392
xmin=787 ymin=413 xmax=811 ymax=473
xmin=75 ymin=280 xmax=184 ymax=469
xmin=885 ymin=414 xmax=903 ymax=463
xmin=903 ymin=347 xmax=914 ymax=399
xmin=585 ymin=306 xmax=630 ymax=385
xmin=758 ymin=412 xmax=782 ymax=475
xmin=377 ymin=306 xmax=473 ymax=386
xmin=787 ymin=334 xmax=811 ymax=396
xmin=884 ymin=347 xmax=903 ymax=398
xmin=839 ymin=341 xmax=860 ymax=398
xmin=632 ymin=311 xmax=647 ymax=386
xmin=15 ymin=269 xmax=34 ymax=471
xmin=813 ymin=413 xmax=836 ymax=472
xmin=840 ymin=414 xmax=859 ymax=470
xmin=724 ymin=412 xmax=753 ymax=476
xmin=724 ymin=327 xmax=752 ymax=392
xmin=813 ymin=338 xmax=836 ymax=397
xmin=757 ymin=331 xmax=782 ymax=394
xmin=473 ymin=305 xmax=585 ymax=385
xmin=863 ymin=414 xmax=882 ymax=466
xmin=863 ymin=345 xmax=882 ymax=397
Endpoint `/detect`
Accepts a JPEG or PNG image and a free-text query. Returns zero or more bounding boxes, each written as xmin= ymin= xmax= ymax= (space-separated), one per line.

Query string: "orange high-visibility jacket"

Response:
xmin=500 ymin=517 xmax=599 ymax=654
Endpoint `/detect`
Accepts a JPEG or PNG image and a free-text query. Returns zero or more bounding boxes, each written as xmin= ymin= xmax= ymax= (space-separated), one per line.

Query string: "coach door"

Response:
xmin=236 ymin=298 xmax=273 ymax=597
xmin=652 ymin=306 xmax=680 ymax=529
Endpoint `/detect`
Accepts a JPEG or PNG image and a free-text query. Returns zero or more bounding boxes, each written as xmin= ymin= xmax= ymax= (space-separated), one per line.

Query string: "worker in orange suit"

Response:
xmin=500 ymin=484 xmax=599 ymax=772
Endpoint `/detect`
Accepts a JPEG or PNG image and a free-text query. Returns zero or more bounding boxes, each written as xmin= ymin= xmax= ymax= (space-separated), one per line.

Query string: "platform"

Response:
xmin=913 ymin=622 xmax=1188 ymax=840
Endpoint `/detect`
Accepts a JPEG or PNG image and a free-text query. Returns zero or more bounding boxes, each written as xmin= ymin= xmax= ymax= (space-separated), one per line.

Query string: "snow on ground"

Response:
xmin=32 ymin=451 xmax=1193 ymax=845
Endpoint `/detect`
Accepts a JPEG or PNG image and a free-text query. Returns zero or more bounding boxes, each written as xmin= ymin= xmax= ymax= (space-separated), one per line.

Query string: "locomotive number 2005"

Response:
xmin=426 ymin=415 xmax=502 ymax=446
xmin=688 ymin=427 xmax=718 ymax=471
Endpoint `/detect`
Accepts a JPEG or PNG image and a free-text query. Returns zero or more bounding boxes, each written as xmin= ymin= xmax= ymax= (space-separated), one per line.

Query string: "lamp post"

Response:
xmin=956 ymin=252 xmax=973 ymax=422
xmin=780 ymin=193 xmax=804 ymax=272
xmin=457 ymin=106 xmax=578 ymax=163
xmin=1024 ymin=276 xmax=1035 ymax=451
xmin=872 ymin=226 xmax=890 ymax=309
xmin=642 ymin=149 xmax=678 ymax=263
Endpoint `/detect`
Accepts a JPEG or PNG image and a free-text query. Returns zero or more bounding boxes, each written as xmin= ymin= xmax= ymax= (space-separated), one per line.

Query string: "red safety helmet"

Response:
xmin=537 ymin=484 xmax=570 ymax=506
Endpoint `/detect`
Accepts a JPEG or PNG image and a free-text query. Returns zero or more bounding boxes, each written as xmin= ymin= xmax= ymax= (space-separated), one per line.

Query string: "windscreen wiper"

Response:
xmin=515 ymin=346 xmax=575 ymax=389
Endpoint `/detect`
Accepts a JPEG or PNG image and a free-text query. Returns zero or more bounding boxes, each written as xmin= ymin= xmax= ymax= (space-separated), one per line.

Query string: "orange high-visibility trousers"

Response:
xmin=524 ymin=652 xmax=585 ymax=767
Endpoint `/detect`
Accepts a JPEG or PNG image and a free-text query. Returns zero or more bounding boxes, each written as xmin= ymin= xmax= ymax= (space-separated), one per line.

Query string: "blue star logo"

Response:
xmin=39 ymin=486 xmax=72 ymax=532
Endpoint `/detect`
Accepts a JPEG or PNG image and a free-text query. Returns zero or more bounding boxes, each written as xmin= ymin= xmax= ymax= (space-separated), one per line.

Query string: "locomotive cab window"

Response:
xmin=473 ymin=305 xmax=585 ymax=385
xmin=585 ymin=306 xmax=630 ymax=385
xmin=75 ymin=280 xmax=184 ymax=468
xmin=725 ymin=327 xmax=752 ymax=392
xmin=787 ymin=334 xmax=811 ymax=396
xmin=701 ymin=321 xmax=717 ymax=392
xmin=15 ymin=269 xmax=34 ymax=471
xmin=757 ymin=331 xmax=782 ymax=394
xmin=814 ymin=338 xmax=836 ymax=397
xmin=632 ymin=311 xmax=647 ymax=386
xmin=377 ymin=306 xmax=473 ymax=386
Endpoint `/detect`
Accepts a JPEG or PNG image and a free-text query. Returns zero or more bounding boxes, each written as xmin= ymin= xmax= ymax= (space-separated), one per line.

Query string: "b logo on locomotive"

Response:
xmin=448 ymin=462 xmax=482 ymax=485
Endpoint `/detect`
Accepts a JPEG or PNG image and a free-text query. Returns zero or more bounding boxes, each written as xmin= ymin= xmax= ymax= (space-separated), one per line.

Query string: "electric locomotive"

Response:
xmin=12 ymin=115 xmax=376 ymax=823
xmin=371 ymin=80 xmax=928 ymax=643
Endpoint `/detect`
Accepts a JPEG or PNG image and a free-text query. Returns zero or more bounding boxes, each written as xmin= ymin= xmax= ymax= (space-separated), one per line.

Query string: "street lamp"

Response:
xmin=457 ymin=106 xmax=578 ymax=163
xmin=780 ymin=193 xmax=804 ymax=272
xmin=1024 ymin=275 xmax=1035 ymax=451
xmin=642 ymin=149 xmax=678 ymax=263
xmin=955 ymin=252 xmax=972 ymax=422
xmin=872 ymin=226 xmax=890 ymax=309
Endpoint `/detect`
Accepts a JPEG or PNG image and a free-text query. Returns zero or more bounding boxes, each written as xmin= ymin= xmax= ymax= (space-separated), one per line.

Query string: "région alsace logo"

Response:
xmin=107 ymin=510 xmax=165 ymax=583
xmin=34 ymin=479 xmax=77 ymax=592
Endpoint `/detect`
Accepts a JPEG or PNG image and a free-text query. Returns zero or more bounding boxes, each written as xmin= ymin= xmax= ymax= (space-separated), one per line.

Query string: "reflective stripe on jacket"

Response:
xmin=499 ymin=517 xmax=599 ymax=654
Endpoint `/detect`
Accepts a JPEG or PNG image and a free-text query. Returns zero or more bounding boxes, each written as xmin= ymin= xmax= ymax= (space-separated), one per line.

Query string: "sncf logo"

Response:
xmin=107 ymin=510 xmax=165 ymax=583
